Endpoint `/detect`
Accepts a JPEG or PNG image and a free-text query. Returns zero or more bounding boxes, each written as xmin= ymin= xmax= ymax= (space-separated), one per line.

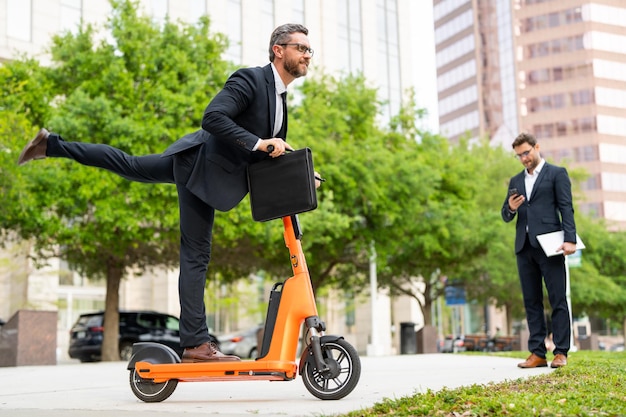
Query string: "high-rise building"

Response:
xmin=434 ymin=0 xmax=626 ymax=228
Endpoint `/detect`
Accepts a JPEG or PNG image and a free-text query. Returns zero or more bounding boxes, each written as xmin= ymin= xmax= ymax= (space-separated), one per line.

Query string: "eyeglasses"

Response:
xmin=278 ymin=43 xmax=314 ymax=57
xmin=516 ymin=147 xmax=534 ymax=159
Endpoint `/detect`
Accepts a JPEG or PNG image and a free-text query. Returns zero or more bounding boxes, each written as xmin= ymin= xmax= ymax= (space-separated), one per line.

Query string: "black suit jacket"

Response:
xmin=163 ymin=64 xmax=286 ymax=211
xmin=501 ymin=162 xmax=576 ymax=254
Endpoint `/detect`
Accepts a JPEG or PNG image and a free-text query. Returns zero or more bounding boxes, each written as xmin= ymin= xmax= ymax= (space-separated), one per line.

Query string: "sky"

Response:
xmin=409 ymin=1 xmax=439 ymax=133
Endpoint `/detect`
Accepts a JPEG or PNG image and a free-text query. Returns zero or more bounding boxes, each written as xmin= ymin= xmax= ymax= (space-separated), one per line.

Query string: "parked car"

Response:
xmin=68 ymin=310 xmax=218 ymax=362
xmin=218 ymin=325 xmax=262 ymax=359
xmin=438 ymin=335 xmax=467 ymax=353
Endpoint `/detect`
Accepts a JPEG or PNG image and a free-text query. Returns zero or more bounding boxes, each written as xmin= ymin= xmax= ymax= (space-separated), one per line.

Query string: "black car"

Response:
xmin=68 ymin=310 xmax=218 ymax=362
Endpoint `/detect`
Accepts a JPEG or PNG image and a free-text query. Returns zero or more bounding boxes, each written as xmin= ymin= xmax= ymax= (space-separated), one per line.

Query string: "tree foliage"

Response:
xmin=570 ymin=215 xmax=626 ymax=337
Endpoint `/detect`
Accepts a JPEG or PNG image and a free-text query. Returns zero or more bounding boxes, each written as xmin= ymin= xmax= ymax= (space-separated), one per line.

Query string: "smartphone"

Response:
xmin=508 ymin=188 xmax=519 ymax=196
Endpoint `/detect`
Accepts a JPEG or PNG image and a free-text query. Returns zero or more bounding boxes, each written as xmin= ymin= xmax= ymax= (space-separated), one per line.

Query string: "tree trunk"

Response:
xmin=505 ymin=303 xmax=513 ymax=335
xmin=422 ymin=281 xmax=433 ymax=327
xmin=423 ymin=298 xmax=433 ymax=327
xmin=101 ymin=260 xmax=123 ymax=361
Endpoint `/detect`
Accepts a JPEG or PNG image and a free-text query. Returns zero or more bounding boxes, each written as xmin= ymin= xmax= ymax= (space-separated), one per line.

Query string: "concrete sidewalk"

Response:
xmin=0 ymin=354 xmax=552 ymax=417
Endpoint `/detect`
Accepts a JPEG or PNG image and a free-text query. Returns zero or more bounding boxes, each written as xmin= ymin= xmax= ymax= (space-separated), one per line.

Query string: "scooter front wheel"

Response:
xmin=129 ymin=369 xmax=178 ymax=403
xmin=301 ymin=338 xmax=361 ymax=400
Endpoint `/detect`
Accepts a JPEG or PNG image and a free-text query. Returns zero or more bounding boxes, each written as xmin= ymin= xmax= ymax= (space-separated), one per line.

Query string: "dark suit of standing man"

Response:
xmin=502 ymin=132 xmax=577 ymax=369
xmin=17 ymin=23 xmax=315 ymax=362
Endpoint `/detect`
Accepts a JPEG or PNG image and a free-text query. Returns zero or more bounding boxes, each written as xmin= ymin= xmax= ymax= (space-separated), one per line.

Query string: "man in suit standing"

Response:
xmin=17 ymin=23 xmax=314 ymax=362
xmin=502 ymin=132 xmax=577 ymax=369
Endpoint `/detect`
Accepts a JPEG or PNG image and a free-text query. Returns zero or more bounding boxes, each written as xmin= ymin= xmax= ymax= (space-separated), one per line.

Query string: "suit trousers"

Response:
xmin=516 ymin=235 xmax=571 ymax=357
xmin=47 ymin=134 xmax=215 ymax=348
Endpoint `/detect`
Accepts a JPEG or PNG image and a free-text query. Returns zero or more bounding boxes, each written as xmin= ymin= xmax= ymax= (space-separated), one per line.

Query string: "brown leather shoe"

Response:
xmin=517 ymin=353 xmax=548 ymax=368
xmin=18 ymin=128 xmax=50 ymax=166
xmin=182 ymin=341 xmax=241 ymax=363
xmin=551 ymin=353 xmax=567 ymax=368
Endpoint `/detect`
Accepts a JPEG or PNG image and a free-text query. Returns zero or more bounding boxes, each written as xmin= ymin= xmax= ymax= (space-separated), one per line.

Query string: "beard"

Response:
xmin=283 ymin=58 xmax=308 ymax=78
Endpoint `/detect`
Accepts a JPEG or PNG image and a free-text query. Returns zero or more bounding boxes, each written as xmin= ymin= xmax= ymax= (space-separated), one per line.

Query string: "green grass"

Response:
xmin=341 ymin=351 xmax=626 ymax=417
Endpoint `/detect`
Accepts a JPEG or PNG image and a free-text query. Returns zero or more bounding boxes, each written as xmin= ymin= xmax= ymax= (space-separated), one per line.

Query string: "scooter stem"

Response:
xmin=283 ymin=215 xmax=308 ymax=276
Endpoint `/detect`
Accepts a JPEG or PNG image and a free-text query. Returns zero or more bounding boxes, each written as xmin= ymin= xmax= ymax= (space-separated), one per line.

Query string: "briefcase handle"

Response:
xmin=265 ymin=145 xmax=324 ymax=182
xmin=266 ymin=145 xmax=293 ymax=153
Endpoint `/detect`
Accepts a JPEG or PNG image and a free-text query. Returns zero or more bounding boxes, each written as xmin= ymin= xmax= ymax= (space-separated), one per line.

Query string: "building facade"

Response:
xmin=433 ymin=0 xmax=626 ymax=228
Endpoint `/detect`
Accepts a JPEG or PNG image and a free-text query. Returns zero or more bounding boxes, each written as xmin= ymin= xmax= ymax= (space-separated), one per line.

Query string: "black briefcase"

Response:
xmin=247 ymin=148 xmax=318 ymax=222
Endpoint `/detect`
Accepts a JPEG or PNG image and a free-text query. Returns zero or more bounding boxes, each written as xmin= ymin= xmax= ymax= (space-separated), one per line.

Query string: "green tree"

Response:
xmin=0 ymin=0 xmax=230 ymax=360
xmin=373 ymin=132 xmax=497 ymax=326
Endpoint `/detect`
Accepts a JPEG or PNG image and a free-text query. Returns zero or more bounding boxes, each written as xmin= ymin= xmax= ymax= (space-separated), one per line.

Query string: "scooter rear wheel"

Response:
xmin=129 ymin=369 xmax=178 ymax=403
xmin=301 ymin=338 xmax=361 ymax=400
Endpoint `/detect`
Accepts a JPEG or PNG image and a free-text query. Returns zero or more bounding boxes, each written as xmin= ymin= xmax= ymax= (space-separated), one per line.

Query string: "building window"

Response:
xmin=580 ymin=174 xmax=600 ymax=191
xmin=532 ymin=123 xmax=554 ymax=139
xmin=440 ymin=110 xmax=479 ymax=138
xmin=595 ymin=87 xmax=626 ymax=109
xmin=292 ymin=0 xmax=304 ymax=23
xmin=435 ymin=9 xmax=473 ymax=44
xmin=603 ymin=201 xmax=626 ymax=222
xmin=221 ymin=0 xmax=242 ymax=63
xmin=60 ymin=0 xmax=82 ymax=33
xmin=337 ymin=0 xmax=363 ymax=74
xmin=578 ymin=145 xmax=598 ymax=162
xmin=602 ymin=172 xmax=626 ymax=193
xmin=594 ymin=59 xmax=626 ymax=82
xmin=189 ymin=0 xmax=207 ymax=21
xmin=526 ymin=62 xmax=593 ymax=85
xmin=433 ymin=0 xmax=469 ymax=22
xmin=533 ymin=116 xmax=598 ymax=137
xmin=150 ymin=0 xmax=169 ymax=26
xmin=579 ymin=202 xmax=602 ymax=218
xmin=437 ymin=59 xmax=476 ymax=93
xmin=599 ymin=143 xmax=626 ymax=164
xmin=585 ymin=31 xmax=626 ymax=55
xmin=521 ymin=0 xmax=554 ymax=4
xmin=521 ymin=6 xmax=582 ymax=33
xmin=597 ymin=115 xmax=626 ymax=136
xmin=437 ymin=34 xmax=475 ymax=67
xmin=528 ymin=89 xmax=594 ymax=113
xmin=7 ymin=0 xmax=31 ymax=41
xmin=525 ymin=35 xmax=584 ymax=59
xmin=585 ymin=3 xmax=626 ymax=27
xmin=259 ymin=0 xmax=275 ymax=49
xmin=376 ymin=0 xmax=401 ymax=122
xmin=439 ymin=85 xmax=477 ymax=116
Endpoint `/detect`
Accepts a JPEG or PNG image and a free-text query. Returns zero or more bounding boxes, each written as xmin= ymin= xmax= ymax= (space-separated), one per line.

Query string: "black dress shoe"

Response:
xmin=17 ymin=128 xmax=49 ymax=165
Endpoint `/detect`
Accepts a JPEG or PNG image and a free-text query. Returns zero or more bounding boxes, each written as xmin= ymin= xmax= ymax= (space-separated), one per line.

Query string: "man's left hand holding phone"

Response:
xmin=508 ymin=187 xmax=524 ymax=212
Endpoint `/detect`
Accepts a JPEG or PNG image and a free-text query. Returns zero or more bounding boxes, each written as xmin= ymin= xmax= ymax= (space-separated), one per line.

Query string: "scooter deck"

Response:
xmin=134 ymin=360 xmax=298 ymax=383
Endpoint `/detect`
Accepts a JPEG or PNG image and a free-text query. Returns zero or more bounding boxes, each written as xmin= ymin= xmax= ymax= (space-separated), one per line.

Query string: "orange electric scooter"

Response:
xmin=127 ymin=214 xmax=361 ymax=402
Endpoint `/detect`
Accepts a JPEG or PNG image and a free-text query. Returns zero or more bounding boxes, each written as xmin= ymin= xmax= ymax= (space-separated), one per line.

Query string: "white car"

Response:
xmin=218 ymin=326 xmax=262 ymax=359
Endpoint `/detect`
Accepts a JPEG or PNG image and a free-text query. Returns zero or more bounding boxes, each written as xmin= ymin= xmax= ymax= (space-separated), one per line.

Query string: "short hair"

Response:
xmin=512 ymin=132 xmax=537 ymax=149
xmin=269 ymin=23 xmax=309 ymax=62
